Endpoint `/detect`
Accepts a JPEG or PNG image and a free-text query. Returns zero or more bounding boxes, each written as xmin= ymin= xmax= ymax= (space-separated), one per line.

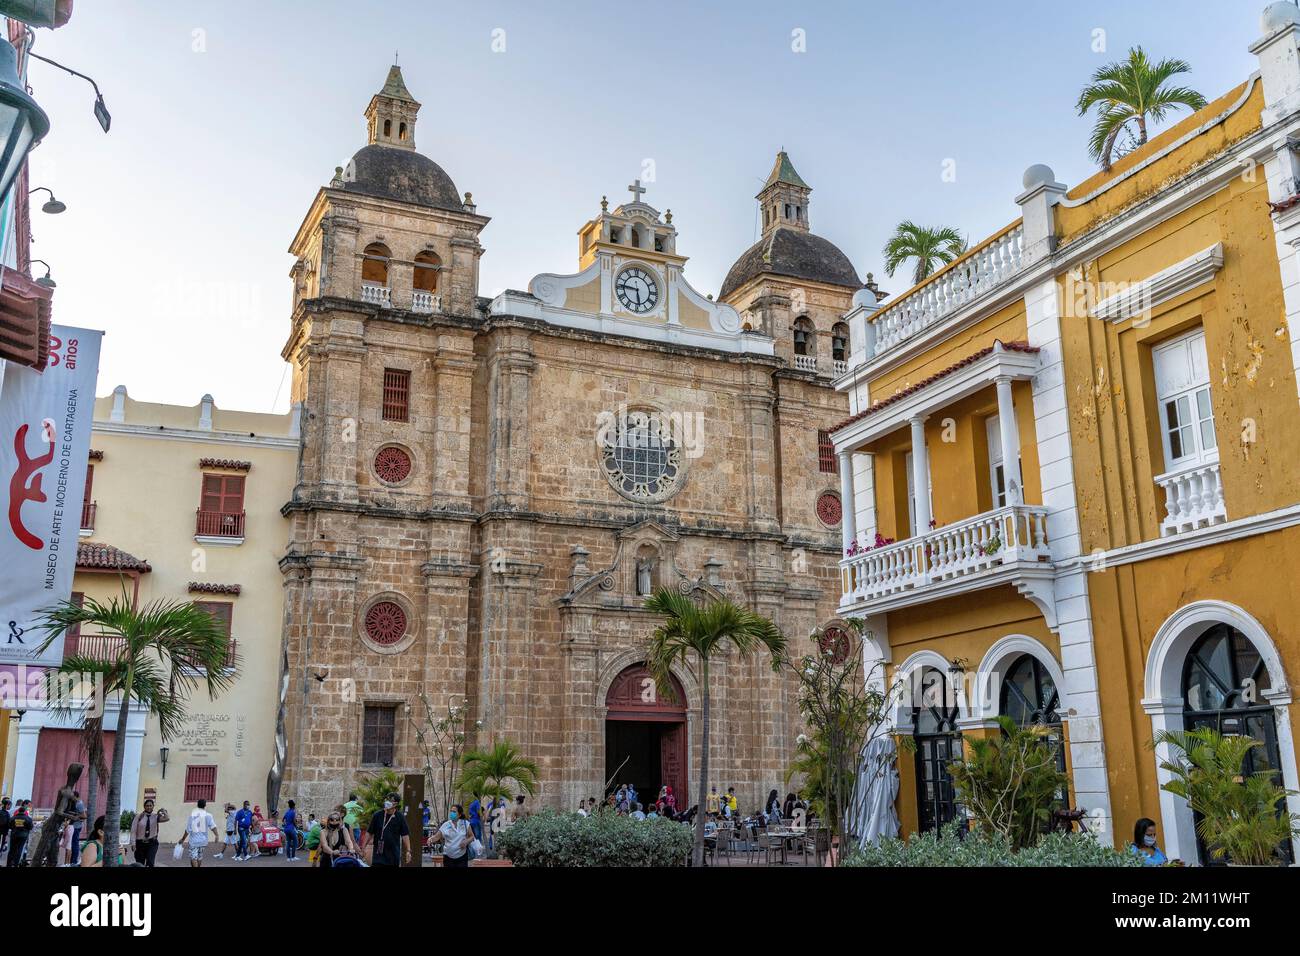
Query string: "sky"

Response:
xmin=22 ymin=0 xmax=1278 ymax=413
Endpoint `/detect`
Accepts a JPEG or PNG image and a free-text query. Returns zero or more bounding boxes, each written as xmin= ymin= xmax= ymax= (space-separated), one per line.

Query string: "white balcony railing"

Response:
xmin=870 ymin=224 xmax=1025 ymax=357
xmin=412 ymin=290 xmax=441 ymax=314
xmin=833 ymin=359 xmax=848 ymax=376
xmin=1155 ymin=459 xmax=1226 ymax=537
xmin=361 ymin=282 xmax=392 ymax=307
xmin=794 ymin=354 xmax=817 ymax=373
xmin=841 ymin=503 xmax=1050 ymax=605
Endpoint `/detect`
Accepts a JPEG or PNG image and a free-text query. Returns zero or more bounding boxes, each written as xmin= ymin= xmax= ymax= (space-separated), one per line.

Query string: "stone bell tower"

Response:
xmin=365 ymin=64 xmax=420 ymax=150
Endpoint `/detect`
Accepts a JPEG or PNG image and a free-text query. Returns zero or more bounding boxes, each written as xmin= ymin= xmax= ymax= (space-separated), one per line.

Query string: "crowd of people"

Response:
xmin=575 ymin=783 xmax=815 ymax=832
xmin=0 ymin=781 xmax=825 ymax=868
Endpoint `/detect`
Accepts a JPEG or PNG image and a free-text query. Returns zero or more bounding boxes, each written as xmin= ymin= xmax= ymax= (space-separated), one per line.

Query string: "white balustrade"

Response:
xmin=361 ymin=282 xmax=392 ymax=307
xmin=1155 ymin=459 xmax=1226 ymax=536
xmin=794 ymin=354 xmax=818 ymax=373
xmin=869 ymin=225 xmax=1025 ymax=357
xmin=841 ymin=503 xmax=1049 ymax=604
xmin=412 ymin=290 xmax=441 ymax=313
xmin=833 ymin=359 xmax=848 ymax=376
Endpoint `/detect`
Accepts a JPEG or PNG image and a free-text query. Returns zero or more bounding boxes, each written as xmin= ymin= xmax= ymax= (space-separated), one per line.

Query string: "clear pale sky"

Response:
xmin=24 ymin=0 xmax=1273 ymax=412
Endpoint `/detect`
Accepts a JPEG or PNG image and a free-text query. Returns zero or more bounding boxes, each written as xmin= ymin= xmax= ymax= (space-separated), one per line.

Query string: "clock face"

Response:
xmin=615 ymin=267 xmax=659 ymax=314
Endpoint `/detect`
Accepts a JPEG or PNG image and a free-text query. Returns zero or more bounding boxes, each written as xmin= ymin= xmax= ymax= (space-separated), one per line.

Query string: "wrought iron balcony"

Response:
xmin=63 ymin=632 xmax=126 ymax=661
xmin=1154 ymin=459 xmax=1226 ymax=537
xmin=840 ymin=503 xmax=1053 ymax=615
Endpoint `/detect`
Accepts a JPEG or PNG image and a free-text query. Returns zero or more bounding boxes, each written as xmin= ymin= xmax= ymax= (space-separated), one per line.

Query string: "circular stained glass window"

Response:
xmin=816 ymin=492 xmax=842 ymax=526
xmin=598 ymin=409 xmax=683 ymax=503
xmin=364 ymin=601 xmax=407 ymax=646
xmin=818 ymin=626 xmax=851 ymax=665
xmin=374 ymin=445 xmax=412 ymax=484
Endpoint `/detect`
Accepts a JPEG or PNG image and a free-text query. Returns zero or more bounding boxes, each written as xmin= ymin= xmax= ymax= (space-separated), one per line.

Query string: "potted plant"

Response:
xmin=1153 ymin=727 xmax=1300 ymax=866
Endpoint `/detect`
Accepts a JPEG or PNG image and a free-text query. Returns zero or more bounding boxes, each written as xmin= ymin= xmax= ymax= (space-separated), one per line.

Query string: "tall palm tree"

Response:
xmin=459 ymin=739 xmax=540 ymax=805
xmin=643 ymin=588 xmax=786 ymax=867
xmin=1076 ymin=46 xmax=1208 ymax=170
xmin=36 ymin=594 xmax=236 ymax=867
xmin=882 ymin=222 xmax=967 ymax=286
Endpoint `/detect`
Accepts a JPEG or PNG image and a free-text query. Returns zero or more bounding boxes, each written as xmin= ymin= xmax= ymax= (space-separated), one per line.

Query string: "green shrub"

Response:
xmin=119 ymin=810 xmax=135 ymax=833
xmin=352 ymin=769 xmax=405 ymax=824
xmin=497 ymin=808 xmax=693 ymax=867
xmin=947 ymin=716 xmax=1068 ymax=850
xmin=841 ymin=825 xmax=1143 ymax=867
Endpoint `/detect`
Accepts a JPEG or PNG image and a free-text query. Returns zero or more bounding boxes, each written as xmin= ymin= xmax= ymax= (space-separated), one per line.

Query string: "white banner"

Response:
xmin=0 ymin=325 xmax=102 ymax=666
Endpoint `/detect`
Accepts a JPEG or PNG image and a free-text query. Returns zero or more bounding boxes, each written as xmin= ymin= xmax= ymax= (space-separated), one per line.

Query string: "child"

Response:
xmin=216 ymin=803 xmax=237 ymax=859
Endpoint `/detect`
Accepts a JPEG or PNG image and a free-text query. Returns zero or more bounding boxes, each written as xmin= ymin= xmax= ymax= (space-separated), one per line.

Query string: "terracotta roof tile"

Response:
xmin=77 ymin=542 xmax=151 ymax=572
xmin=829 ymin=341 xmax=1039 ymax=434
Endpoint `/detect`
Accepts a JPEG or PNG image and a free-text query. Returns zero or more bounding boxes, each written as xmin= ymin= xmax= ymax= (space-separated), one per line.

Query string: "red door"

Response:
xmin=32 ymin=728 xmax=117 ymax=816
xmin=659 ymin=722 xmax=687 ymax=810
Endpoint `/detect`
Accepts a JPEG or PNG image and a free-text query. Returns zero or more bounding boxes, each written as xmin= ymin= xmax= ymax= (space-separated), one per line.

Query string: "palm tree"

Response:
xmin=882 ymin=222 xmax=967 ymax=286
xmin=459 ymin=739 xmax=539 ymax=805
xmin=643 ymin=588 xmax=786 ymax=867
xmin=1076 ymin=47 xmax=1208 ymax=170
xmin=36 ymin=594 xmax=237 ymax=867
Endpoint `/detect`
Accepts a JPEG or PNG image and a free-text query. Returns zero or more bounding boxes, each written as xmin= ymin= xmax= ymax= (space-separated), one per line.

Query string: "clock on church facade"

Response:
xmin=275 ymin=66 xmax=860 ymax=815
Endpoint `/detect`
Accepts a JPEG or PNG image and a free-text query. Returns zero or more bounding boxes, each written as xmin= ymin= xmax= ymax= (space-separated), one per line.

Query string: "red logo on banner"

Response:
xmin=7 ymin=421 xmax=56 ymax=550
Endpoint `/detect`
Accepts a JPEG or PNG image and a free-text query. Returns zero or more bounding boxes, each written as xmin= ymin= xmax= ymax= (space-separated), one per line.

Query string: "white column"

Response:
xmin=837 ymin=451 xmax=856 ymax=552
xmin=12 ymin=721 xmax=40 ymax=801
xmin=909 ymin=416 xmax=931 ymax=534
xmin=995 ymin=376 xmax=1024 ymax=505
xmin=118 ymin=722 xmax=147 ymax=814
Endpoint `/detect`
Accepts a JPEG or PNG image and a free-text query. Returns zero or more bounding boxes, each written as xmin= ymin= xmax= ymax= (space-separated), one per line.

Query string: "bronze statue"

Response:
xmin=32 ymin=763 xmax=84 ymax=867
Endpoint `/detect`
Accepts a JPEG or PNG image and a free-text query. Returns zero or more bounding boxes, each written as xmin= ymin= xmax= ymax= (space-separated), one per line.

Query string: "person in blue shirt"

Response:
xmin=468 ymin=796 xmax=483 ymax=843
xmin=1130 ymin=817 xmax=1169 ymax=866
xmin=234 ymin=801 xmax=254 ymax=861
xmin=282 ymin=800 xmax=299 ymax=861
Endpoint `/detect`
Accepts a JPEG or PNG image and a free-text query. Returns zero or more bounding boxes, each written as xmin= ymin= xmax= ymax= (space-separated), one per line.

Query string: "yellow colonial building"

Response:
xmin=832 ymin=2 xmax=1300 ymax=863
xmin=0 ymin=387 xmax=297 ymax=823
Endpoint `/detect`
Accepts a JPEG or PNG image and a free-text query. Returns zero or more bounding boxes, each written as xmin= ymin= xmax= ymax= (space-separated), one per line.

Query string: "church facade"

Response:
xmin=276 ymin=67 xmax=868 ymax=813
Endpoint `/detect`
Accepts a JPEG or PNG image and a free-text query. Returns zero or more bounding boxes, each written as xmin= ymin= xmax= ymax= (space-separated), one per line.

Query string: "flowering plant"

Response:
xmin=846 ymin=532 xmax=895 ymax=557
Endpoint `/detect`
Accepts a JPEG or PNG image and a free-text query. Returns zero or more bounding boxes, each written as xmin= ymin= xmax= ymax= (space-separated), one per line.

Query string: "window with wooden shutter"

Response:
xmin=81 ymin=465 xmax=95 ymax=530
xmin=818 ymin=430 xmax=838 ymax=474
xmin=199 ymin=474 xmax=245 ymax=514
xmin=193 ymin=601 xmax=234 ymax=668
xmin=362 ymin=704 xmax=398 ymax=765
xmin=184 ymin=765 xmax=217 ymax=803
xmin=382 ymin=368 xmax=410 ymax=422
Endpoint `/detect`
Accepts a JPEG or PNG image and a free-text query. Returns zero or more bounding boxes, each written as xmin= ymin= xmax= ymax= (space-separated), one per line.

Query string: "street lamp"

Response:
xmin=159 ymin=746 xmax=169 ymax=779
xmin=28 ymin=258 xmax=53 ymax=288
xmin=29 ymin=185 xmax=63 ymax=213
xmin=0 ymin=37 xmax=49 ymax=205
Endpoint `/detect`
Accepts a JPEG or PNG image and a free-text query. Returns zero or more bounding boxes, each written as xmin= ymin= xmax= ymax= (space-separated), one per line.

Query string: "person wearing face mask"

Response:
xmin=1130 ymin=817 xmax=1169 ymax=866
xmin=366 ymin=792 xmax=411 ymax=867
xmin=317 ymin=808 xmax=358 ymax=868
xmin=430 ymin=803 xmax=474 ymax=868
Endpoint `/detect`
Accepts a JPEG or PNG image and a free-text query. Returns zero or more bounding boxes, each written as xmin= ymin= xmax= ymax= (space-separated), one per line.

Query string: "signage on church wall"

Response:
xmin=0 ymin=326 xmax=102 ymax=667
xmin=176 ymin=711 xmax=231 ymax=756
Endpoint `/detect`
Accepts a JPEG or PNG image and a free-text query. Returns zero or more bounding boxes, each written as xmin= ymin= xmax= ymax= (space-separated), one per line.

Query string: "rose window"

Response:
xmin=374 ymin=446 xmax=412 ymax=484
xmin=816 ymin=492 xmax=842 ymax=526
xmin=364 ymin=601 xmax=407 ymax=646
xmin=599 ymin=409 xmax=683 ymax=503
xmin=818 ymin=626 xmax=851 ymax=665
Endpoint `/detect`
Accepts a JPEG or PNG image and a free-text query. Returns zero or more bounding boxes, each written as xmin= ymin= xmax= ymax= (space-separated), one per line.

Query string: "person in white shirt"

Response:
xmin=576 ymin=802 xmax=588 ymax=817
xmin=630 ymin=802 xmax=646 ymax=821
xmin=179 ymin=799 xmax=220 ymax=868
xmin=430 ymin=804 xmax=474 ymax=868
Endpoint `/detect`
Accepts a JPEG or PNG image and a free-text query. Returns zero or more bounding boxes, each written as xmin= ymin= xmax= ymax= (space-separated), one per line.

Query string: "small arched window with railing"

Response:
xmin=793 ymin=316 xmax=814 ymax=356
xmin=831 ymin=322 xmax=849 ymax=363
xmin=361 ymin=242 xmax=392 ymax=307
xmin=412 ymin=250 xmax=441 ymax=313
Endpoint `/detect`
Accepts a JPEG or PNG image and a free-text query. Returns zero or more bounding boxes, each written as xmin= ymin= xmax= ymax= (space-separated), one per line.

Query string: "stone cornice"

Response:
xmin=1089 ymin=243 xmax=1224 ymax=323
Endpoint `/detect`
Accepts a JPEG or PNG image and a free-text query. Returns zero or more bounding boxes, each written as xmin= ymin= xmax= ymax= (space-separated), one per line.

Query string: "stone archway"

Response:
xmin=1142 ymin=600 xmax=1299 ymax=863
xmin=603 ymin=663 xmax=688 ymax=812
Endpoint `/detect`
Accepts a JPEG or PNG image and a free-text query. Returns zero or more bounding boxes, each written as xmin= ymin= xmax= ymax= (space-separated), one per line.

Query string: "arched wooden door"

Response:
xmin=605 ymin=664 xmax=687 ymax=809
